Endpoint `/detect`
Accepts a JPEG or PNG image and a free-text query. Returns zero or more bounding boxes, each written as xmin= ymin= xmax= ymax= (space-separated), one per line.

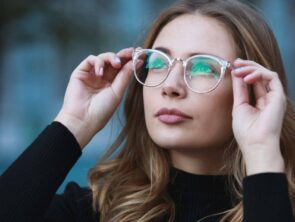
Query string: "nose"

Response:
xmin=161 ymin=60 xmax=187 ymax=99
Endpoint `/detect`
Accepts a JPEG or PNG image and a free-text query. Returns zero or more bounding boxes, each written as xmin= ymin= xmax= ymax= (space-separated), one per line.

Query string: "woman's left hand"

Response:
xmin=231 ymin=58 xmax=287 ymax=175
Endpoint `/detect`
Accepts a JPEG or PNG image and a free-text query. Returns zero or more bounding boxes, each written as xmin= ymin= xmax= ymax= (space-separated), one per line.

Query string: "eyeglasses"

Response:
xmin=132 ymin=48 xmax=231 ymax=93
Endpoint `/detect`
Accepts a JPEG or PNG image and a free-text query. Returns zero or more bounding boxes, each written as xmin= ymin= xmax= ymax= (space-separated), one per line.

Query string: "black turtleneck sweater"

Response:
xmin=0 ymin=122 xmax=293 ymax=222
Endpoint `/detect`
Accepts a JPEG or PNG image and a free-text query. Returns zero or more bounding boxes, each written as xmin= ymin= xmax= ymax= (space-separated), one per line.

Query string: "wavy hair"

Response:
xmin=88 ymin=0 xmax=295 ymax=221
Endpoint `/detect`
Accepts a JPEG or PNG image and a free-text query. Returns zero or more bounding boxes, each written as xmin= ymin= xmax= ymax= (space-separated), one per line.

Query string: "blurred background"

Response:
xmin=0 ymin=0 xmax=294 ymax=193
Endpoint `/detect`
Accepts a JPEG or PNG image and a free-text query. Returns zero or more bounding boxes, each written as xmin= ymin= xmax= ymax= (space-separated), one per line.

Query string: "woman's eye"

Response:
xmin=146 ymin=58 xmax=167 ymax=69
xmin=191 ymin=62 xmax=212 ymax=73
xmin=190 ymin=61 xmax=219 ymax=78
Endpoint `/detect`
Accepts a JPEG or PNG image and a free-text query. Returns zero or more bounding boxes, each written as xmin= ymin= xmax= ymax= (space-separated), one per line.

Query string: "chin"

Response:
xmin=150 ymin=135 xmax=202 ymax=150
xmin=149 ymin=132 xmax=232 ymax=151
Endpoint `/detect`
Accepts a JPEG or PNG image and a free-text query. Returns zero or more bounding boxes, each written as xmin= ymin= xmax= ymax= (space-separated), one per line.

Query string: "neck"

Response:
xmin=169 ymin=146 xmax=228 ymax=175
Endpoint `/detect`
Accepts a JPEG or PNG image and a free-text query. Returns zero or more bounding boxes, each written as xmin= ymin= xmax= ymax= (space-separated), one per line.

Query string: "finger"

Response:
xmin=233 ymin=66 xmax=257 ymax=78
xmin=117 ymin=47 xmax=134 ymax=58
xmin=97 ymin=52 xmax=122 ymax=72
xmin=242 ymin=69 xmax=282 ymax=92
xmin=111 ymin=60 xmax=133 ymax=98
xmin=233 ymin=58 xmax=285 ymax=95
xmin=231 ymin=70 xmax=249 ymax=109
xmin=116 ymin=47 xmax=134 ymax=66
xmin=242 ymin=68 xmax=274 ymax=82
xmin=253 ymin=81 xmax=268 ymax=99
xmin=74 ymin=53 xmax=121 ymax=78
xmin=233 ymin=58 xmax=263 ymax=69
xmin=75 ymin=55 xmax=97 ymax=73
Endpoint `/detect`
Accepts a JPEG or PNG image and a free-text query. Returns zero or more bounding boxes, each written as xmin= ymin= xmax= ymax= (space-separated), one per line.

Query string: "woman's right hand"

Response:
xmin=54 ymin=47 xmax=134 ymax=149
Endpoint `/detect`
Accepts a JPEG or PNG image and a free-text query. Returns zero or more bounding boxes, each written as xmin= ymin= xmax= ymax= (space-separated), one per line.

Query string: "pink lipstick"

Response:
xmin=155 ymin=108 xmax=192 ymax=124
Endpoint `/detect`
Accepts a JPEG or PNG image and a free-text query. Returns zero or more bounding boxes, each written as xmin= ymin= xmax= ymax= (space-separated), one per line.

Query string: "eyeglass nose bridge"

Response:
xmin=169 ymin=57 xmax=187 ymax=74
xmin=163 ymin=57 xmax=188 ymax=88
xmin=171 ymin=57 xmax=185 ymax=66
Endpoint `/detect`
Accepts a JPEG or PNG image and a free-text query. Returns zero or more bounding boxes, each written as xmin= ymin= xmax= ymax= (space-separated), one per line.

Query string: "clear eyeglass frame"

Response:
xmin=132 ymin=48 xmax=232 ymax=94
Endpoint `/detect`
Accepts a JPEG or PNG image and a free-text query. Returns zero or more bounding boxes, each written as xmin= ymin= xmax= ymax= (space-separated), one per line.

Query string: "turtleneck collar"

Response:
xmin=165 ymin=167 xmax=238 ymax=222
xmin=169 ymin=167 xmax=233 ymax=196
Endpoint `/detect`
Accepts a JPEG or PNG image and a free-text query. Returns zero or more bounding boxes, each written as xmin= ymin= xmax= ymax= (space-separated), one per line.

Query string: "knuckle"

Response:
xmin=252 ymin=70 xmax=260 ymax=76
xmin=105 ymin=52 xmax=116 ymax=57
xmin=255 ymin=68 xmax=262 ymax=74
xmin=87 ymin=54 xmax=96 ymax=60
xmin=248 ymin=60 xmax=257 ymax=66
xmin=270 ymin=71 xmax=278 ymax=77
xmin=99 ymin=52 xmax=116 ymax=61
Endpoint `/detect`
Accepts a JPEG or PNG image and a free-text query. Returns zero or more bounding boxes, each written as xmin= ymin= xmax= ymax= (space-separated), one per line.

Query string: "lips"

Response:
xmin=155 ymin=108 xmax=192 ymax=124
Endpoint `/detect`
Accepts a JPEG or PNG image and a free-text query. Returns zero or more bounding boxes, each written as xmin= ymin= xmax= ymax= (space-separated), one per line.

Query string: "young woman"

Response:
xmin=1 ymin=0 xmax=294 ymax=221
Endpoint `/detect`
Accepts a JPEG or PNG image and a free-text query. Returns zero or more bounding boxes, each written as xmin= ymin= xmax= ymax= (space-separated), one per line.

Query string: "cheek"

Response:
xmin=200 ymin=97 xmax=233 ymax=130
xmin=183 ymin=78 xmax=233 ymax=146
xmin=142 ymin=80 xmax=234 ymax=149
xmin=143 ymin=89 xmax=160 ymax=147
xmin=143 ymin=88 xmax=155 ymax=124
xmin=143 ymin=88 xmax=149 ymax=111
xmin=199 ymin=79 xmax=233 ymax=136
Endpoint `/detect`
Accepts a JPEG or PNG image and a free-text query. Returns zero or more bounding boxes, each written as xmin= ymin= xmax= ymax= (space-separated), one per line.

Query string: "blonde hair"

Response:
xmin=88 ymin=0 xmax=295 ymax=221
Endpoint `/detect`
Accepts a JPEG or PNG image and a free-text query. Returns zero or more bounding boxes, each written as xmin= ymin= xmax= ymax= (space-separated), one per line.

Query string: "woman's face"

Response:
xmin=143 ymin=14 xmax=237 ymax=152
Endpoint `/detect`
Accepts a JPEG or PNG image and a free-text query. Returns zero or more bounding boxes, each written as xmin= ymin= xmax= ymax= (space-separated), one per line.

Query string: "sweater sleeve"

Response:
xmin=0 ymin=121 xmax=83 ymax=222
xmin=243 ymin=172 xmax=294 ymax=222
xmin=44 ymin=181 xmax=98 ymax=222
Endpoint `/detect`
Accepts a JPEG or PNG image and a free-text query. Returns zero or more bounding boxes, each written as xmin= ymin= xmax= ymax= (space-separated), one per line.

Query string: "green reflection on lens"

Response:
xmin=146 ymin=54 xmax=167 ymax=69
xmin=191 ymin=60 xmax=219 ymax=79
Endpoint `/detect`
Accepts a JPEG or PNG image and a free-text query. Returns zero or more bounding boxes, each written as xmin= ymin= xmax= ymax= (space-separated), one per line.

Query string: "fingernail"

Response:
xmin=234 ymin=58 xmax=243 ymax=64
xmin=234 ymin=67 xmax=244 ymax=73
xmin=114 ymin=57 xmax=121 ymax=64
xmin=235 ymin=66 xmax=244 ymax=70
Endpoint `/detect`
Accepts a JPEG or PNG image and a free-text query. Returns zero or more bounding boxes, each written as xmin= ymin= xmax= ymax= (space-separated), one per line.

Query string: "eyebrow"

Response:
xmin=153 ymin=46 xmax=219 ymax=58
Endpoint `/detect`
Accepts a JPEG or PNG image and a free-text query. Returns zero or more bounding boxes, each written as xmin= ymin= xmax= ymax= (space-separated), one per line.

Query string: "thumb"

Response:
xmin=231 ymin=70 xmax=249 ymax=110
xmin=111 ymin=60 xmax=134 ymax=98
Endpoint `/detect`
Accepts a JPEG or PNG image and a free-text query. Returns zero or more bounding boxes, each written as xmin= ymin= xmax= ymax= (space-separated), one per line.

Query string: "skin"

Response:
xmin=55 ymin=14 xmax=286 ymax=176
xmin=143 ymin=14 xmax=236 ymax=175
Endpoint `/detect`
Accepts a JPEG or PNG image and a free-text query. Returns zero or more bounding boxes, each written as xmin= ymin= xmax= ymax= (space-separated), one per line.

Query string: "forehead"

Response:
xmin=152 ymin=14 xmax=237 ymax=61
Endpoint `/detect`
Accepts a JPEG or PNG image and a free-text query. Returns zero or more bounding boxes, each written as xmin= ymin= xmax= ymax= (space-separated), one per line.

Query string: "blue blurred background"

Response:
xmin=1 ymin=0 xmax=294 ymax=193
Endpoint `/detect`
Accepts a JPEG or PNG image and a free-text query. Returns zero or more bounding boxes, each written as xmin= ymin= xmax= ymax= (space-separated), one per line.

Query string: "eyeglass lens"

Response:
xmin=133 ymin=50 xmax=223 ymax=92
